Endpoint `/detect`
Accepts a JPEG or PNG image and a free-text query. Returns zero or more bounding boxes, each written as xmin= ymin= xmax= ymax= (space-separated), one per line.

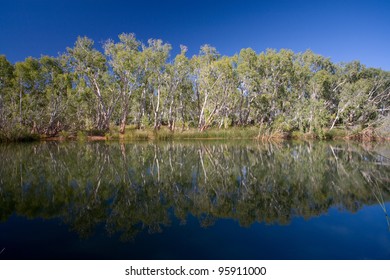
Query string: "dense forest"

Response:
xmin=0 ymin=33 xmax=390 ymax=141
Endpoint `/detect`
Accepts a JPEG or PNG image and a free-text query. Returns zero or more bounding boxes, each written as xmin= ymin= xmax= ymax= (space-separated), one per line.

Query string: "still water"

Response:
xmin=0 ymin=140 xmax=390 ymax=259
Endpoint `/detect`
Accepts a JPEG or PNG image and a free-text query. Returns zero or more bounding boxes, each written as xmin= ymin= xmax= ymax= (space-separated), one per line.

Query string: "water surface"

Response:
xmin=0 ymin=140 xmax=389 ymax=259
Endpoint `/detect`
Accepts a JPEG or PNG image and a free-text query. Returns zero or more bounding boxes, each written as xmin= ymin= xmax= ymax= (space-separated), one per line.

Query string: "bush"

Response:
xmin=59 ymin=130 xmax=71 ymax=140
xmin=376 ymin=115 xmax=390 ymax=138
xmin=0 ymin=125 xmax=39 ymax=142
xmin=324 ymin=128 xmax=347 ymax=139
xmin=77 ymin=131 xmax=88 ymax=141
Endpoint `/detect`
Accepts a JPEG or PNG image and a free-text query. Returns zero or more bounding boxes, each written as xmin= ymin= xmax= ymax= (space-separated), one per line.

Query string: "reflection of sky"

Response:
xmin=1 ymin=203 xmax=390 ymax=259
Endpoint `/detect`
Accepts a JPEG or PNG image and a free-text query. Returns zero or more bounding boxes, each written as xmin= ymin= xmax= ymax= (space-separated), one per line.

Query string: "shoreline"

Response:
xmin=2 ymin=126 xmax=390 ymax=143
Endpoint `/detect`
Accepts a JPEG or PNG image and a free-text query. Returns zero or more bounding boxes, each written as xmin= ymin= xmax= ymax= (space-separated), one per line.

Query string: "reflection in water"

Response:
xmin=0 ymin=141 xmax=390 ymax=241
xmin=365 ymin=171 xmax=390 ymax=231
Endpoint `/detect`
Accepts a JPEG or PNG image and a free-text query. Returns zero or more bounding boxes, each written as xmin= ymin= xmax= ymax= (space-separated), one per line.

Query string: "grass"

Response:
xmin=173 ymin=126 xmax=259 ymax=139
xmin=324 ymin=128 xmax=348 ymax=139
xmin=86 ymin=125 xmax=390 ymax=142
xmin=2 ymin=123 xmax=388 ymax=142
xmin=105 ymin=126 xmax=260 ymax=141
xmin=76 ymin=131 xmax=88 ymax=141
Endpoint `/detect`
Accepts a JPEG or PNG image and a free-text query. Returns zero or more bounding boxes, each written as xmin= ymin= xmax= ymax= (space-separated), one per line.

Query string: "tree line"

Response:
xmin=1 ymin=33 xmax=390 ymax=139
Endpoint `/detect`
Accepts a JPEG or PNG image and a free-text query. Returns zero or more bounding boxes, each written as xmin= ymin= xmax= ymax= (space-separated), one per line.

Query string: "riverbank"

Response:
xmin=1 ymin=125 xmax=389 ymax=143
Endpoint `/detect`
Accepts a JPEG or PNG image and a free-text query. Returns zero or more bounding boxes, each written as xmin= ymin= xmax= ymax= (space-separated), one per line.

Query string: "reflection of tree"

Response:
xmin=362 ymin=167 xmax=390 ymax=231
xmin=0 ymin=141 xmax=389 ymax=240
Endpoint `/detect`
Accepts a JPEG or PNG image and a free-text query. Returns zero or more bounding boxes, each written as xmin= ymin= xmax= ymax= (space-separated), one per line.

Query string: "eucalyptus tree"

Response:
xmin=192 ymin=45 xmax=222 ymax=131
xmin=297 ymin=56 xmax=390 ymax=133
xmin=211 ymin=55 xmax=239 ymax=128
xmin=67 ymin=37 xmax=119 ymax=132
xmin=368 ymin=69 xmax=390 ymax=122
xmin=141 ymin=39 xmax=171 ymax=130
xmin=38 ymin=56 xmax=73 ymax=135
xmin=257 ymin=49 xmax=295 ymax=126
xmin=162 ymin=45 xmax=192 ymax=130
xmin=0 ymin=55 xmax=14 ymax=129
xmin=14 ymin=57 xmax=46 ymax=131
xmin=332 ymin=64 xmax=390 ymax=129
xmin=1 ymin=55 xmax=73 ymax=136
xmin=104 ymin=33 xmax=142 ymax=134
xmin=359 ymin=67 xmax=390 ymax=126
xmin=291 ymin=50 xmax=336 ymax=133
xmin=237 ymin=48 xmax=260 ymax=125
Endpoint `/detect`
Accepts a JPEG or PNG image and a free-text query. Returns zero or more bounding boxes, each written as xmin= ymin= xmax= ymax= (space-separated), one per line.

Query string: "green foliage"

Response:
xmin=323 ymin=128 xmax=347 ymax=139
xmin=59 ymin=130 xmax=71 ymax=140
xmin=0 ymin=35 xmax=389 ymax=141
xmin=376 ymin=115 xmax=390 ymax=137
xmin=76 ymin=131 xmax=88 ymax=141
xmin=0 ymin=125 xmax=39 ymax=142
xmin=272 ymin=116 xmax=291 ymax=132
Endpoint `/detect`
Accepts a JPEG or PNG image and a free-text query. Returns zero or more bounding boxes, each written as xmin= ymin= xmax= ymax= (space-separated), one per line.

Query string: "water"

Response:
xmin=0 ymin=140 xmax=390 ymax=259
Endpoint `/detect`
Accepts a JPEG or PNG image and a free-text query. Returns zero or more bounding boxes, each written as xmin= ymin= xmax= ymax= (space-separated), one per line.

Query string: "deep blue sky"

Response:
xmin=1 ymin=0 xmax=389 ymax=70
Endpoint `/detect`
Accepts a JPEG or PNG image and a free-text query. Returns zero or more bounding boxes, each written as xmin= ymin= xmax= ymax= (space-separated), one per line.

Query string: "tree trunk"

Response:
xmin=119 ymin=114 xmax=127 ymax=134
xmin=154 ymin=86 xmax=161 ymax=130
xmin=137 ymin=88 xmax=146 ymax=129
xmin=119 ymin=101 xmax=129 ymax=134
xmin=198 ymin=91 xmax=208 ymax=131
xmin=19 ymin=87 xmax=22 ymax=125
xmin=238 ymin=90 xmax=244 ymax=125
xmin=168 ymin=97 xmax=175 ymax=131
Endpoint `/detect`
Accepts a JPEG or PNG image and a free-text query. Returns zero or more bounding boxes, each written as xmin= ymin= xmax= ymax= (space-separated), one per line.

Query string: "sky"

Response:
xmin=0 ymin=0 xmax=389 ymax=70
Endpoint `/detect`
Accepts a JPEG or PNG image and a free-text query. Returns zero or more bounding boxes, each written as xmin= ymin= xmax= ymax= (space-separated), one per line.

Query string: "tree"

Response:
xmin=68 ymin=37 xmax=119 ymax=132
xmin=14 ymin=57 xmax=44 ymax=131
xmin=163 ymin=45 xmax=192 ymax=130
xmin=39 ymin=56 xmax=72 ymax=135
xmin=237 ymin=48 xmax=260 ymax=125
xmin=0 ymin=55 xmax=14 ymax=129
xmin=192 ymin=45 xmax=222 ymax=131
xmin=210 ymin=55 xmax=239 ymax=128
xmin=141 ymin=39 xmax=171 ymax=130
xmin=256 ymin=49 xmax=294 ymax=127
xmin=104 ymin=33 xmax=142 ymax=134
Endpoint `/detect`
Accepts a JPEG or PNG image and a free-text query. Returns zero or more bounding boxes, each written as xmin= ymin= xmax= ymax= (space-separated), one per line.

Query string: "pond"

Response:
xmin=0 ymin=140 xmax=390 ymax=259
